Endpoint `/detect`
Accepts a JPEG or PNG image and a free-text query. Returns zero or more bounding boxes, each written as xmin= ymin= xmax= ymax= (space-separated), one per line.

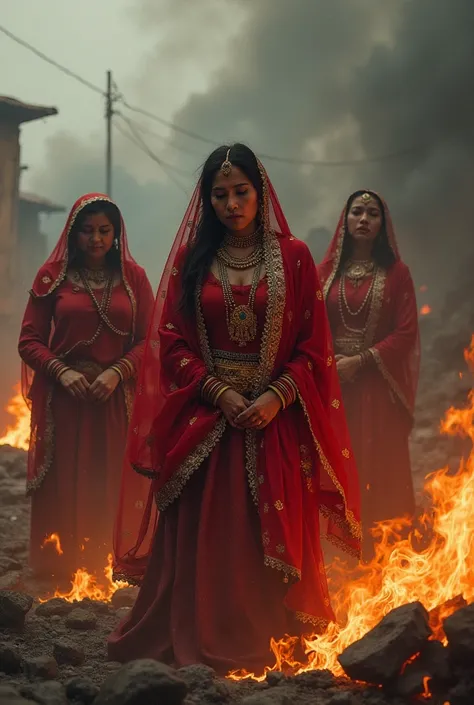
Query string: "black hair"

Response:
xmin=338 ymin=190 xmax=396 ymax=272
xmin=179 ymin=143 xmax=263 ymax=318
xmin=68 ymin=200 xmax=122 ymax=269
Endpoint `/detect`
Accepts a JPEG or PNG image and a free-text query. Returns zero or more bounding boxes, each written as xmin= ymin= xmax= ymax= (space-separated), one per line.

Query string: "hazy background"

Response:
xmin=2 ymin=0 xmax=473 ymax=304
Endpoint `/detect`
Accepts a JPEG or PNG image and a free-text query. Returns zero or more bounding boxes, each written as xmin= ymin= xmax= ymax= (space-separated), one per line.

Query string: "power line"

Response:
xmin=0 ymin=24 xmax=104 ymax=96
xmin=113 ymin=115 xmax=190 ymax=195
xmin=0 ymin=22 xmax=434 ymax=168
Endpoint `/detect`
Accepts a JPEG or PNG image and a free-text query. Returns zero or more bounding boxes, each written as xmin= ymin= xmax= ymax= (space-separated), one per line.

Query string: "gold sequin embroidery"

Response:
xmin=165 ymin=323 xmax=176 ymax=330
xmin=189 ymin=417 xmax=197 ymax=425
xmin=331 ymin=399 xmax=340 ymax=409
xmin=180 ymin=358 xmax=190 ymax=367
xmin=274 ymin=500 xmax=284 ymax=511
xmin=342 ymin=448 xmax=350 ymax=459
xmin=316 ymin=290 xmax=323 ymax=301
xmin=304 ymin=310 xmax=311 ymax=320
xmin=276 ymin=544 xmax=285 ymax=554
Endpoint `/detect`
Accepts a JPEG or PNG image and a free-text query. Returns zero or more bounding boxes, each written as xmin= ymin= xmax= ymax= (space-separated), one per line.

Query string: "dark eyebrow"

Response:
xmin=212 ymin=181 xmax=250 ymax=192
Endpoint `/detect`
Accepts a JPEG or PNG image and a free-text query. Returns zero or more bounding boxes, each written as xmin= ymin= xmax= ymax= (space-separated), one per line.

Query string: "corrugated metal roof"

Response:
xmin=0 ymin=96 xmax=57 ymax=124
xmin=20 ymin=191 xmax=65 ymax=213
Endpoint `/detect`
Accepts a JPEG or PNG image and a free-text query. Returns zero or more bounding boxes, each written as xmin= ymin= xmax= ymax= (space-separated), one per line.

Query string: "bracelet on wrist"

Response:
xmin=201 ymin=376 xmax=232 ymax=407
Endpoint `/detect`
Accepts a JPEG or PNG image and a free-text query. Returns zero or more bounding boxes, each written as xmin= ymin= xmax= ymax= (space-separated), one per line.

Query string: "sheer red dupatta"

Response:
xmin=318 ymin=191 xmax=420 ymax=423
xmin=21 ymin=193 xmax=143 ymax=494
xmin=113 ymin=167 xmax=361 ymax=586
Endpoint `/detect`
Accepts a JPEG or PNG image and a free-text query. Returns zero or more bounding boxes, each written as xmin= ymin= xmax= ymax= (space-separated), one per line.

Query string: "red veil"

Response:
xmin=21 ymin=193 xmax=145 ymax=493
xmin=114 ymin=168 xmax=362 ymax=613
xmin=318 ymin=191 xmax=420 ymax=422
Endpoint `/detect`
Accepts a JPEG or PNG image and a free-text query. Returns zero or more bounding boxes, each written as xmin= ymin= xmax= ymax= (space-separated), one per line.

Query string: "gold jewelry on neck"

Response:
xmin=217 ymin=255 xmax=263 ymax=346
xmin=73 ymin=267 xmax=107 ymax=287
xmin=344 ymin=259 xmax=375 ymax=288
xmin=223 ymin=228 xmax=262 ymax=249
xmin=217 ymin=245 xmax=263 ymax=271
xmin=220 ymin=148 xmax=232 ymax=177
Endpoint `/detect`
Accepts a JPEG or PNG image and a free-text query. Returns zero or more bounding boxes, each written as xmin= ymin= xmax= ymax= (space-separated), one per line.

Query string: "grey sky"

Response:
xmin=2 ymin=0 xmax=473 ymax=302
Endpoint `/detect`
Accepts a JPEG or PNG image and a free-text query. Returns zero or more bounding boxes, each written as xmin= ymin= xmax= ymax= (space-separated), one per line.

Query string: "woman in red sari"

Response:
xmin=318 ymin=190 xmax=420 ymax=559
xmin=19 ymin=194 xmax=154 ymax=581
xmin=108 ymin=145 xmax=361 ymax=674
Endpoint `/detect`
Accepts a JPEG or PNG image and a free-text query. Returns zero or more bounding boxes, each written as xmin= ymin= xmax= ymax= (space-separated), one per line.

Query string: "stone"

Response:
xmin=79 ymin=597 xmax=111 ymax=615
xmin=95 ymin=659 xmax=187 ymax=705
xmin=0 ymin=685 xmax=36 ymax=704
xmin=23 ymin=656 xmax=59 ymax=681
xmin=444 ymin=602 xmax=474 ymax=662
xmin=0 ymin=590 xmax=33 ymax=628
xmin=65 ymin=676 xmax=100 ymax=705
xmin=65 ymin=608 xmax=97 ymax=631
xmin=20 ymin=682 xmax=68 ymax=705
xmin=115 ymin=607 xmax=131 ymax=621
xmin=53 ymin=639 xmax=86 ymax=666
xmin=338 ymin=602 xmax=431 ymax=684
xmin=35 ymin=598 xmax=74 ymax=618
xmin=265 ymin=671 xmax=287 ymax=687
xmin=111 ymin=588 xmax=137 ymax=610
xmin=0 ymin=641 xmax=22 ymax=673
xmin=0 ymin=556 xmax=23 ymax=574
xmin=177 ymin=663 xmax=216 ymax=690
xmin=0 ymin=571 xmax=22 ymax=590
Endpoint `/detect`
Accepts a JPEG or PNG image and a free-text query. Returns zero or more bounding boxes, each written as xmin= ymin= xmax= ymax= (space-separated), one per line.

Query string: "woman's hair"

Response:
xmin=179 ymin=143 xmax=263 ymax=318
xmin=68 ymin=200 xmax=122 ymax=269
xmin=338 ymin=190 xmax=396 ymax=271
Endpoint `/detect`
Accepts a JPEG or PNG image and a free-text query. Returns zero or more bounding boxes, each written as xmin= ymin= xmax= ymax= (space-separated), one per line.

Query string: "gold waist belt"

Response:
xmin=334 ymin=337 xmax=365 ymax=356
xmin=67 ymin=359 xmax=105 ymax=383
xmin=212 ymin=349 xmax=260 ymax=395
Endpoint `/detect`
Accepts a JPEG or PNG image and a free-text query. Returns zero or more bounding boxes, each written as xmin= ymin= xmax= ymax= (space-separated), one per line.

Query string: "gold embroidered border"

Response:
xmin=363 ymin=267 xmax=386 ymax=348
xmin=26 ymin=388 xmax=54 ymax=495
xmin=369 ymin=347 xmax=412 ymax=417
xmin=322 ymin=225 xmax=345 ymax=299
xmin=296 ymin=390 xmax=362 ymax=542
xmin=295 ymin=611 xmax=329 ymax=629
xmin=195 ymin=280 xmax=216 ymax=374
xmin=155 ymin=415 xmax=227 ymax=511
xmin=255 ymin=231 xmax=286 ymax=393
xmin=245 ymin=429 xmax=259 ymax=506
xmin=264 ymin=554 xmax=301 ymax=581
xmin=325 ymin=531 xmax=360 ymax=559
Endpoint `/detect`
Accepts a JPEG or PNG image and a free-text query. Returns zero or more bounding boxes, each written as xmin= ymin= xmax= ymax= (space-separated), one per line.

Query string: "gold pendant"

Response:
xmin=228 ymin=305 xmax=258 ymax=347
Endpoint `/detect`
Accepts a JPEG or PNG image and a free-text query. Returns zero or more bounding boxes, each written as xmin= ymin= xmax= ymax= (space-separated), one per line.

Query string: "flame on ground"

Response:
xmin=230 ymin=335 xmax=474 ymax=680
xmin=39 ymin=551 xmax=130 ymax=604
xmin=0 ymin=383 xmax=31 ymax=451
xmin=420 ymin=304 xmax=432 ymax=316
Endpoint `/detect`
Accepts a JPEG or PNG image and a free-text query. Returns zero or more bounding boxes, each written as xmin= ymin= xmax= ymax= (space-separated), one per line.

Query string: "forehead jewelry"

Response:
xmin=360 ymin=192 xmax=372 ymax=204
xmin=220 ymin=148 xmax=232 ymax=177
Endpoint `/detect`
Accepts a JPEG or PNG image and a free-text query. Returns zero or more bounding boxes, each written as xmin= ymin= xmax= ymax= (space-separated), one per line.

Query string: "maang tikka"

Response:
xmin=220 ymin=148 xmax=232 ymax=177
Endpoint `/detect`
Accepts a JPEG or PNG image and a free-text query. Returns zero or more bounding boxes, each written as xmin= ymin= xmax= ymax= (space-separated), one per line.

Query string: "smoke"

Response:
xmin=27 ymin=0 xmax=474 ymax=308
xmin=133 ymin=0 xmax=474 ymax=304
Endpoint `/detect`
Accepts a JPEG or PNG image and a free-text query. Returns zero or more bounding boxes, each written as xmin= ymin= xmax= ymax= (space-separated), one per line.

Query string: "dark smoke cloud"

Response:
xmin=135 ymin=0 xmax=474 ymax=305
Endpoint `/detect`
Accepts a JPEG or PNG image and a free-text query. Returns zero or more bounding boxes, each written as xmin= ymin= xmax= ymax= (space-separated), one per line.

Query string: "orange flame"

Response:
xmin=230 ymin=335 xmax=474 ymax=680
xmin=42 ymin=533 xmax=64 ymax=556
xmin=420 ymin=304 xmax=432 ymax=316
xmin=39 ymin=552 xmax=131 ymax=604
xmin=0 ymin=383 xmax=31 ymax=451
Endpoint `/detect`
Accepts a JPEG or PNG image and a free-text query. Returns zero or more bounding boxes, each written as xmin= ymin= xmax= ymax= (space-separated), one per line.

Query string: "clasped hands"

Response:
xmin=58 ymin=368 xmax=121 ymax=403
xmin=216 ymin=388 xmax=282 ymax=430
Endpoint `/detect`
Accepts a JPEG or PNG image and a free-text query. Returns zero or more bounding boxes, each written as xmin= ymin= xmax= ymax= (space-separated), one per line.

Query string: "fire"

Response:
xmin=42 ymin=533 xmax=64 ymax=556
xmin=419 ymin=304 xmax=432 ymax=316
xmin=0 ymin=382 xmax=31 ymax=451
xmin=230 ymin=335 xmax=474 ymax=680
xmin=39 ymin=552 xmax=130 ymax=604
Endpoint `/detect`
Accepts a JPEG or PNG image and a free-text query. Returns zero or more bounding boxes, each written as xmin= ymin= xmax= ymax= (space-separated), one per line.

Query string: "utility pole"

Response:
xmin=105 ymin=70 xmax=113 ymax=197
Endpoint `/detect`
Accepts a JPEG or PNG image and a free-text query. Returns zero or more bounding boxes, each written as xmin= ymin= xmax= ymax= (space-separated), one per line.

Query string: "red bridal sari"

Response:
xmin=109 ymin=170 xmax=361 ymax=674
xmin=318 ymin=195 xmax=420 ymax=559
xmin=18 ymin=193 xmax=154 ymax=580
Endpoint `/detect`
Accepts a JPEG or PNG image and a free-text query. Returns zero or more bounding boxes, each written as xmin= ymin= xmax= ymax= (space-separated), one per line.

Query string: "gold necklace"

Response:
xmin=344 ymin=259 xmax=375 ymax=288
xmin=338 ymin=270 xmax=376 ymax=335
xmin=217 ymin=257 xmax=263 ymax=347
xmin=223 ymin=229 xmax=262 ymax=249
xmin=73 ymin=267 xmax=108 ymax=287
xmin=216 ymin=245 xmax=263 ymax=270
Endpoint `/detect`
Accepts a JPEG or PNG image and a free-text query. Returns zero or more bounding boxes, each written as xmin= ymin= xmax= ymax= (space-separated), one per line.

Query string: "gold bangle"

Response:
xmin=110 ymin=365 xmax=124 ymax=382
xmin=268 ymin=385 xmax=286 ymax=410
xmin=57 ymin=365 xmax=70 ymax=381
xmin=213 ymin=385 xmax=231 ymax=405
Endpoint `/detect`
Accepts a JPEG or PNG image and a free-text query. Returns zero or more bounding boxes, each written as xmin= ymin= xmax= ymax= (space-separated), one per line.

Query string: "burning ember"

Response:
xmin=39 ymin=536 xmax=130 ymax=603
xmin=0 ymin=382 xmax=31 ymax=451
xmin=231 ymin=335 xmax=474 ymax=680
xmin=420 ymin=304 xmax=432 ymax=316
